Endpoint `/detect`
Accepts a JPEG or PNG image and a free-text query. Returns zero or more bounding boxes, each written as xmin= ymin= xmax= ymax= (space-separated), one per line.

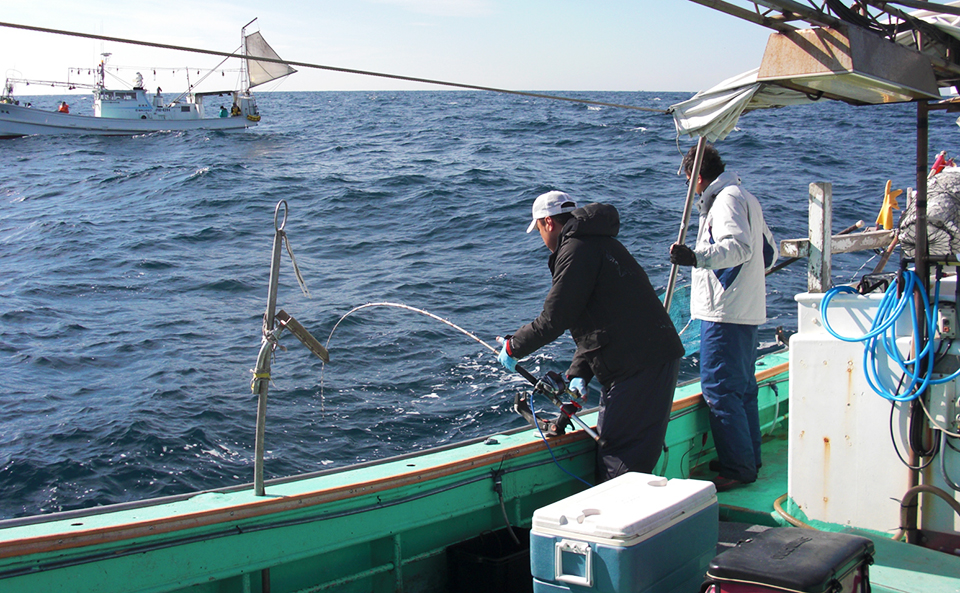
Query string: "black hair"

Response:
xmin=682 ymin=143 xmax=725 ymax=184
xmin=548 ymin=212 xmax=575 ymax=229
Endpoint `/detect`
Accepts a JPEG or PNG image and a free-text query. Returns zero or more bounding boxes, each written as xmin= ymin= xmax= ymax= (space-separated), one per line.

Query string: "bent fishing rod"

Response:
xmin=324 ymin=301 xmax=603 ymax=444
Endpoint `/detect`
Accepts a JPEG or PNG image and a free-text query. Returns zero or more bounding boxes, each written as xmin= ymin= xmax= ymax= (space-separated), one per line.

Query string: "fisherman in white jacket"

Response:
xmin=670 ymin=144 xmax=776 ymax=491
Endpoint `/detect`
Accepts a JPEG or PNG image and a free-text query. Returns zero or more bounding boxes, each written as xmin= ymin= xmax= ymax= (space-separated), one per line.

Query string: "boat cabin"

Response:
xmin=94 ymin=87 xmax=201 ymax=120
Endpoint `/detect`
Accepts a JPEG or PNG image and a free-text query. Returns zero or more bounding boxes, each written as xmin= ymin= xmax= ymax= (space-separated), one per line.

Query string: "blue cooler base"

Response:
xmin=533 ymin=558 xmax=708 ymax=593
xmin=530 ymin=504 xmax=718 ymax=593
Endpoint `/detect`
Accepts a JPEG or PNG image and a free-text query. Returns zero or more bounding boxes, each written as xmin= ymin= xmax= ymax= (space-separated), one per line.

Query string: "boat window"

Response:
xmin=180 ymin=106 xmax=191 ymax=112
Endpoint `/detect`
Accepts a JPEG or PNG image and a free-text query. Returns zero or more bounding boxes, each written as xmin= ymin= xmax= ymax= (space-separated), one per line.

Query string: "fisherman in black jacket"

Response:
xmin=499 ymin=191 xmax=684 ymax=481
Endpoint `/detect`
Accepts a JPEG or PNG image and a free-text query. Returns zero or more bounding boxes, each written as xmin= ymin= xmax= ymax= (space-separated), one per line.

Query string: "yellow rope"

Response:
xmin=250 ymin=372 xmax=271 ymax=393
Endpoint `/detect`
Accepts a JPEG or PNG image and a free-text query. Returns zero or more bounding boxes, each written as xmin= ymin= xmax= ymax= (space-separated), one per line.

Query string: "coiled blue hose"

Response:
xmin=820 ymin=270 xmax=960 ymax=401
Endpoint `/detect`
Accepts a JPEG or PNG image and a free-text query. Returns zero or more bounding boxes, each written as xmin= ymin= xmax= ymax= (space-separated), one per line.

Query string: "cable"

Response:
xmin=529 ymin=393 xmax=593 ymax=489
xmin=947 ymin=434 xmax=960 ymax=453
xmin=889 ymin=398 xmax=936 ymax=471
xmin=766 ymin=382 xmax=781 ymax=436
xmin=894 ymin=484 xmax=960 ymax=542
xmin=0 ymin=21 xmax=667 ymax=115
xmin=773 ymin=494 xmax=816 ymax=530
xmin=491 ymin=468 xmax=521 ymax=545
xmin=909 ymin=399 xmax=940 ymax=458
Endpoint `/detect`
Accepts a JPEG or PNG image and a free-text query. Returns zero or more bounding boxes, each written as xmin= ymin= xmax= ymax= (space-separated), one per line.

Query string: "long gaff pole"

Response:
xmin=664 ymin=135 xmax=706 ymax=313
xmin=254 ymin=200 xmax=288 ymax=496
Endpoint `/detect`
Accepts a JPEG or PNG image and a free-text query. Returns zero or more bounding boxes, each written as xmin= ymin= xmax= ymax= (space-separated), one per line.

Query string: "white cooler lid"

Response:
xmin=531 ymin=473 xmax=717 ymax=546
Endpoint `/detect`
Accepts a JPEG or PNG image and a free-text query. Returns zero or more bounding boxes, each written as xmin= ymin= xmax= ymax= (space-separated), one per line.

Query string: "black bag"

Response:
xmin=701 ymin=528 xmax=874 ymax=593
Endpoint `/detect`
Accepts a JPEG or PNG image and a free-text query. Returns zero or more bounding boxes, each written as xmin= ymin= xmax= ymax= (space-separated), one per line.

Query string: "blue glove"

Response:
xmin=498 ymin=340 xmax=518 ymax=372
xmin=568 ymin=377 xmax=588 ymax=399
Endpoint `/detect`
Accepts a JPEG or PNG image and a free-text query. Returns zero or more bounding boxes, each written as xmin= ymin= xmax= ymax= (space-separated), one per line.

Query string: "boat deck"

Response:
xmin=696 ymin=434 xmax=960 ymax=593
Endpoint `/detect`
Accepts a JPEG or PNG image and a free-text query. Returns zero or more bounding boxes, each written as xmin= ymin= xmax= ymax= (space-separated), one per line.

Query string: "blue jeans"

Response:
xmin=700 ymin=321 xmax=761 ymax=483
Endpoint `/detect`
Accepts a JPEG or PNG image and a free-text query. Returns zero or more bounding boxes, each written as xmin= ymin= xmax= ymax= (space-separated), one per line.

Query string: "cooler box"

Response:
xmin=701 ymin=528 xmax=874 ymax=593
xmin=530 ymin=472 xmax=718 ymax=593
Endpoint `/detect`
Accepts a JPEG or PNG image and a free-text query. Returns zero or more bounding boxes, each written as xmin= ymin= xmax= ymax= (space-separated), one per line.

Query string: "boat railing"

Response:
xmin=779 ymin=182 xmax=896 ymax=292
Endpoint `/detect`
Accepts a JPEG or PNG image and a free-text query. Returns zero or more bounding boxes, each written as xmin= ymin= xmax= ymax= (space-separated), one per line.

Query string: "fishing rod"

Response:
xmin=323 ymin=302 xmax=603 ymax=443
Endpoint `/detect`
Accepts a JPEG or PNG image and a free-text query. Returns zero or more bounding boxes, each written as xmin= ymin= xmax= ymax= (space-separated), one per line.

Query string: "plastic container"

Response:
xmin=530 ymin=472 xmax=718 ymax=593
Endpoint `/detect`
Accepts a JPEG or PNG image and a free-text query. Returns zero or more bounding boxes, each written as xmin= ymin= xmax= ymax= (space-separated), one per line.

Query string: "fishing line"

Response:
xmin=319 ymin=302 xmax=499 ymax=411
xmin=321 ymin=302 xmax=598 ymax=485
xmin=0 ymin=21 xmax=667 ymax=114
xmin=324 ymin=301 xmax=497 ymax=355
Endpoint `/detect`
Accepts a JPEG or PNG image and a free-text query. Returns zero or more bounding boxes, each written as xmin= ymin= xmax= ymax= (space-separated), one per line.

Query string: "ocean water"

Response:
xmin=1 ymin=90 xmax=957 ymax=519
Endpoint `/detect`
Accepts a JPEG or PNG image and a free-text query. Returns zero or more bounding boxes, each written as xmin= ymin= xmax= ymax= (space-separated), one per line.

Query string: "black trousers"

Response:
xmin=596 ymin=358 xmax=680 ymax=481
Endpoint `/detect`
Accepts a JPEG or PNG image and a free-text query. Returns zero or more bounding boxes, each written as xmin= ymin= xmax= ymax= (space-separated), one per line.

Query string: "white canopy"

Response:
xmin=669 ymin=1 xmax=960 ymax=142
xmin=668 ymin=68 xmax=820 ymax=142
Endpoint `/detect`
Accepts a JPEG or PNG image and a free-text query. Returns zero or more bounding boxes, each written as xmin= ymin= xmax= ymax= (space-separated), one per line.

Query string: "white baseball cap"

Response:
xmin=527 ymin=191 xmax=578 ymax=233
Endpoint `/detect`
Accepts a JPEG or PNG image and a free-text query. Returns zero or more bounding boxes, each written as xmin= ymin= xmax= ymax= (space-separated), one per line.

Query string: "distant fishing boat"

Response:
xmin=0 ymin=19 xmax=294 ymax=138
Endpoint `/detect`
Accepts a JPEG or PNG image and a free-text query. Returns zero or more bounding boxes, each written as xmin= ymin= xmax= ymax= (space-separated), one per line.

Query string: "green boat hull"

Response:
xmin=0 ymin=354 xmax=787 ymax=593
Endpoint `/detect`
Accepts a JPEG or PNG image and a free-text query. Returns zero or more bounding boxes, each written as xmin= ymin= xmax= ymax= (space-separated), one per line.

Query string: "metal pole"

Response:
xmin=904 ymin=101 xmax=929 ymax=544
xmin=916 ymin=101 xmax=929 ymax=294
xmin=254 ymin=201 xmax=288 ymax=496
xmin=664 ymin=135 xmax=707 ymax=313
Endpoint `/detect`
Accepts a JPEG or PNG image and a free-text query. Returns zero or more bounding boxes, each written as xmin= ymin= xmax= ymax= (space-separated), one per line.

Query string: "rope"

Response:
xmin=281 ymin=230 xmax=310 ymax=298
xmin=0 ymin=20 xmax=667 ymax=114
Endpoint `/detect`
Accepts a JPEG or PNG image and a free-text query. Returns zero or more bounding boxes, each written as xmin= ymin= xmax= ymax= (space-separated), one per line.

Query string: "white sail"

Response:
xmin=245 ymin=31 xmax=296 ymax=88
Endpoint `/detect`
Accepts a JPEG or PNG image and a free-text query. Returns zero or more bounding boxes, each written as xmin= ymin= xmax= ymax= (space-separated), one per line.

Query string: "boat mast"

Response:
xmin=240 ymin=17 xmax=257 ymax=94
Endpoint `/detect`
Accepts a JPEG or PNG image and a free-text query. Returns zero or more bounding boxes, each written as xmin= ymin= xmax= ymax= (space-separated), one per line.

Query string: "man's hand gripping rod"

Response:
xmin=512 ymin=360 xmax=604 ymax=445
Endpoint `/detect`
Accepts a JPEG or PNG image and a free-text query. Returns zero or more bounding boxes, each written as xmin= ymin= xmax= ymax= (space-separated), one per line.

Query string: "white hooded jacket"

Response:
xmin=690 ymin=171 xmax=776 ymax=325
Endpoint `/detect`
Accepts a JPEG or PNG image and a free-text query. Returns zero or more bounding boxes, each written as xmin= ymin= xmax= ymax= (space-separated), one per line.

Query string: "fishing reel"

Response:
xmin=513 ymin=371 xmax=583 ymax=437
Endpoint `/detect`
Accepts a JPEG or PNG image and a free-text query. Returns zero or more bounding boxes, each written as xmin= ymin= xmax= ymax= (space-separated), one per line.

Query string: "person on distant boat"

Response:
xmin=670 ymin=144 xmax=777 ymax=492
xmin=231 ymin=103 xmax=241 ymax=117
xmin=219 ymin=105 xmax=228 ymax=118
xmin=498 ymin=191 xmax=684 ymax=482
xmin=58 ymin=101 xmax=69 ymax=113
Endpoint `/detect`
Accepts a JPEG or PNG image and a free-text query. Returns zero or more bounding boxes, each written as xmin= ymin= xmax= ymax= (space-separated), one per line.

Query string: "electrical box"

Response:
xmin=938 ymin=303 xmax=957 ymax=339
xmin=927 ymin=379 xmax=959 ymax=437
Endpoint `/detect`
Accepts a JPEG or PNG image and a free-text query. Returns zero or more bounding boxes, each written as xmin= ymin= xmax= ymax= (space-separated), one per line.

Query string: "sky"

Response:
xmin=0 ymin=1 xmax=774 ymax=96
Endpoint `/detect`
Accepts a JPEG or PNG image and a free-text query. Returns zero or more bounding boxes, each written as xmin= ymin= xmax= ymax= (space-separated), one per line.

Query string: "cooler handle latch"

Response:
xmin=555 ymin=539 xmax=593 ymax=587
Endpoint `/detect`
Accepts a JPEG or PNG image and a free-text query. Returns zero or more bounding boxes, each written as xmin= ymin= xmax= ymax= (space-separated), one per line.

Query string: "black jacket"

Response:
xmin=509 ymin=203 xmax=684 ymax=386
